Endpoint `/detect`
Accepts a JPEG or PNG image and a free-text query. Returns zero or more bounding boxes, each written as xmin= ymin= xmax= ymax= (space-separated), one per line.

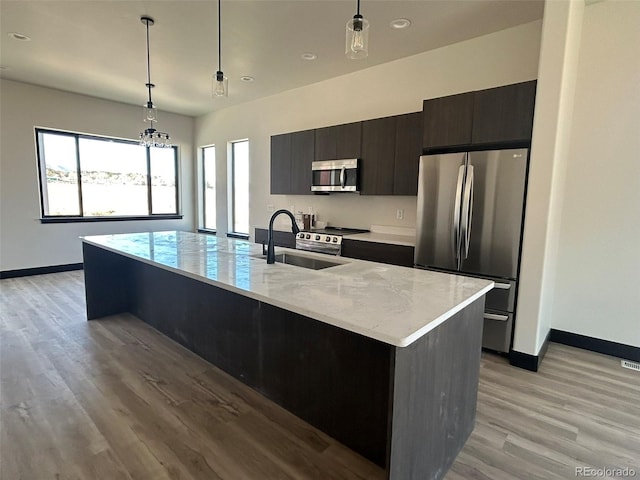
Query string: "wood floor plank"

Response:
xmin=1 ymin=271 xmax=639 ymax=480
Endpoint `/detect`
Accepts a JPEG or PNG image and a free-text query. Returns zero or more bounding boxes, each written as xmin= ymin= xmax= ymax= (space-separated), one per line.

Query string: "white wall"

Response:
xmin=550 ymin=1 xmax=640 ymax=348
xmin=195 ymin=21 xmax=542 ymax=235
xmin=513 ymin=0 xmax=585 ymax=356
xmin=0 ymin=80 xmax=195 ymax=271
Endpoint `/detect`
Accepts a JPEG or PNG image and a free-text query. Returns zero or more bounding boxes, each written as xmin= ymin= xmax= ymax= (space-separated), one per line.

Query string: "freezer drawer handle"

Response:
xmin=484 ymin=313 xmax=509 ymax=322
xmin=494 ymin=282 xmax=511 ymax=290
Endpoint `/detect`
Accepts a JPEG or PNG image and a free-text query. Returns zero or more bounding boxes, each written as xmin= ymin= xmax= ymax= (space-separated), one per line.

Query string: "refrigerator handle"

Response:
xmin=453 ymin=164 xmax=465 ymax=268
xmin=461 ymin=165 xmax=474 ymax=259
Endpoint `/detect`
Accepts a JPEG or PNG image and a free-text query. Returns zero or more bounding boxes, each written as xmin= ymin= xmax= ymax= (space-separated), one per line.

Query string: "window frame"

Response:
xmin=200 ymin=144 xmax=216 ymax=233
xmin=35 ymin=128 xmax=182 ymax=223
xmin=227 ymin=139 xmax=250 ymax=238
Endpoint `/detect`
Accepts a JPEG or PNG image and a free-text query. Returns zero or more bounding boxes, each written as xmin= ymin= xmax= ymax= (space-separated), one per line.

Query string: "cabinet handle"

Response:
xmin=484 ymin=313 xmax=509 ymax=322
xmin=494 ymin=282 xmax=511 ymax=290
xmin=340 ymin=166 xmax=346 ymax=188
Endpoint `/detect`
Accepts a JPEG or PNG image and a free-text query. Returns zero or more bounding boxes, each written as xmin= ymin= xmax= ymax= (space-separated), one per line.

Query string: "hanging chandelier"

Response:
xmin=212 ymin=0 xmax=228 ymax=97
xmin=139 ymin=16 xmax=171 ymax=148
xmin=346 ymin=0 xmax=369 ymax=59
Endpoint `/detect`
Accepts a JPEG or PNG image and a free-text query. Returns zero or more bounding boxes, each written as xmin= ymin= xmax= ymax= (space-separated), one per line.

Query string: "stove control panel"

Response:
xmin=296 ymin=232 xmax=342 ymax=255
xmin=297 ymin=232 xmax=342 ymax=245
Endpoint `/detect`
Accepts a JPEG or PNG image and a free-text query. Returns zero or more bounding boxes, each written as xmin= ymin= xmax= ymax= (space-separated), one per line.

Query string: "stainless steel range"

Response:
xmin=295 ymin=227 xmax=369 ymax=256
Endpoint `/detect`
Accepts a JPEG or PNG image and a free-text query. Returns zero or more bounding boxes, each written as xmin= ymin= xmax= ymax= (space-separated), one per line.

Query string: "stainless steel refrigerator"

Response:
xmin=415 ymin=148 xmax=528 ymax=353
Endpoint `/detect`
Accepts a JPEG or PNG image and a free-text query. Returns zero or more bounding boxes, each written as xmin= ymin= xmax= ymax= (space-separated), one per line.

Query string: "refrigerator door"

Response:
xmin=415 ymin=153 xmax=467 ymax=270
xmin=461 ymin=149 xmax=528 ymax=279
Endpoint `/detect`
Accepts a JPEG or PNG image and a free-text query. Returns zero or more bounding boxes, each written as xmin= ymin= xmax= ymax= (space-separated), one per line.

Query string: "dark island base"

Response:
xmin=83 ymin=243 xmax=484 ymax=480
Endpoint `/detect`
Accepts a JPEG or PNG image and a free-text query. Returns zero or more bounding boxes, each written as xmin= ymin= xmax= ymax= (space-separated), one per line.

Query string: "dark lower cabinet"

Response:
xmin=254 ymin=228 xmax=296 ymax=249
xmin=341 ymin=239 xmax=415 ymax=268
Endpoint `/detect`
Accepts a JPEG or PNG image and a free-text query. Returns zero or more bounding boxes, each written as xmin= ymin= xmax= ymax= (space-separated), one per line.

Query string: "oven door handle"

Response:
xmin=340 ymin=166 xmax=346 ymax=188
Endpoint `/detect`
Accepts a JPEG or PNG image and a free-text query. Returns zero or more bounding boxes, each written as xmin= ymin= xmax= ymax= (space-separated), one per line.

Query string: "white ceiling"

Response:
xmin=0 ymin=1 xmax=544 ymax=117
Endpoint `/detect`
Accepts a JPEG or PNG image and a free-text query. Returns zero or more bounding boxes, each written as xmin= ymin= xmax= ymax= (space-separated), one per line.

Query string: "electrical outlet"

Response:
xmin=396 ymin=209 xmax=404 ymax=220
xmin=267 ymin=204 xmax=274 ymax=213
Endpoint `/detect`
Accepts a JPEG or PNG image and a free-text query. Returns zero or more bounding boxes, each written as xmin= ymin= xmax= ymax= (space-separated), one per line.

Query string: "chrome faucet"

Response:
xmin=267 ymin=209 xmax=300 ymax=264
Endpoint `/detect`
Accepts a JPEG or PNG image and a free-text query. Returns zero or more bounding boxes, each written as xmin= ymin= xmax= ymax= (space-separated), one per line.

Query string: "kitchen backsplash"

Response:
xmin=265 ymin=194 xmax=418 ymax=231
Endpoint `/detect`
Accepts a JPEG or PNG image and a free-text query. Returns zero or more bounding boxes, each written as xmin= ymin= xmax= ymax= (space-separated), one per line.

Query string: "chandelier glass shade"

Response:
xmin=346 ymin=0 xmax=369 ymax=59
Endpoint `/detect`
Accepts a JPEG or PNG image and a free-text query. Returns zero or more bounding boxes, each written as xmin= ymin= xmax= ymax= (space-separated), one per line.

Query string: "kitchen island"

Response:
xmin=82 ymin=231 xmax=493 ymax=480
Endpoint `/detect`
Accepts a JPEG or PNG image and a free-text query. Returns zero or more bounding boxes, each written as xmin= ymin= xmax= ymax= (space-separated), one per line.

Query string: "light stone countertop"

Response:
xmin=82 ymin=231 xmax=493 ymax=348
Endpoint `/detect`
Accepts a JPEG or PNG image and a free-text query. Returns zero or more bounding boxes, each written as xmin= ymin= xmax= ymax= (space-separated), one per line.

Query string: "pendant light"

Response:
xmin=346 ymin=0 xmax=369 ymax=59
xmin=139 ymin=16 xmax=171 ymax=148
xmin=212 ymin=0 xmax=228 ymax=97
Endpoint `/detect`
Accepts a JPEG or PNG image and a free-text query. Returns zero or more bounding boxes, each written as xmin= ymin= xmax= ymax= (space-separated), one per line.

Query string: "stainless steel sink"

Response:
xmin=254 ymin=252 xmax=343 ymax=270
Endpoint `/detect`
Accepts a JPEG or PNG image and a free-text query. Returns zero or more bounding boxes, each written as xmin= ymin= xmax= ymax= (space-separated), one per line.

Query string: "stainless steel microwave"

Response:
xmin=311 ymin=159 xmax=359 ymax=192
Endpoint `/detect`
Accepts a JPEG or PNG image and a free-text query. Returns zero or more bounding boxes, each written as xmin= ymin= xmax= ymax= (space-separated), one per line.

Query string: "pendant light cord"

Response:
xmin=145 ymin=19 xmax=153 ymax=104
xmin=356 ymin=0 xmax=361 ymax=16
xmin=217 ymin=0 xmax=222 ymax=72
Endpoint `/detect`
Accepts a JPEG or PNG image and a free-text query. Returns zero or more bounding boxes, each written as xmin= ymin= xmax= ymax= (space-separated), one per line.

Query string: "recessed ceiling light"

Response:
xmin=240 ymin=75 xmax=254 ymax=82
xmin=301 ymin=53 xmax=317 ymax=61
xmin=8 ymin=32 xmax=31 ymax=41
xmin=390 ymin=18 xmax=411 ymax=29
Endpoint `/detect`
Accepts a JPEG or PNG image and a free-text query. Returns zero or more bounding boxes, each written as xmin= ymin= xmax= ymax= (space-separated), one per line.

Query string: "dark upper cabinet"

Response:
xmin=422 ymin=80 xmax=537 ymax=151
xmin=314 ymin=122 xmax=362 ymax=160
xmin=336 ymin=122 xmax=362 ymax=158
xmin=270 ymin=129 xmax=314 ymax=195
xmin=314 ymin=126 xmax=337 ymax=160
xmin=361 ymin=116 xmax=397 ymax=195
xmin=394 ymin=112 xmax=423 ymax=196
xmin=361 ymin=112 xmax=423 ymax=196
xmin=422 ymin=92 xmax=474 ymax=150
xmin=290 ymin=129 xmax=315 ymax=195
xmin=471 ymin=80 xmax=537 ymax=145
xmin=270 ymin=133 xmax=291 ymax=194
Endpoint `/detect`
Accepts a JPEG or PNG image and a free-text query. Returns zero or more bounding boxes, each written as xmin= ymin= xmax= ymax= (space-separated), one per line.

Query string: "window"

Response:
xmin=202 ymin=145 xmax=216 ymax=231
xmin=229 ymin=140 xmax=249 ymax=236
xmin=36 ymin=129 xmax=179 ymax=221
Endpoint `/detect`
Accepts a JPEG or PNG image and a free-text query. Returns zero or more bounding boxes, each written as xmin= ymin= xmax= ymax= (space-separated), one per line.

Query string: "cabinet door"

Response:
xmin=314 ymin=126 xmax=337 ymax=160
xmin=394 ymin=112 xmax=422 ymax=195
xmin=471 ymin=80 xmax=537 ymax=145
xmin=290 ymin=129 xmax=315 ymax=195
xmin=361 ymin=117 xmax=396 ymax=195
xmin=422 ymin=92 xmax=474 ymax=150
xmin=341 ymin=239 xmax=415 ymax=268
xmin=336 ymin=122 xmax=362 ymax=159
xmin=270 ymin=133 xmax=291 ymax=194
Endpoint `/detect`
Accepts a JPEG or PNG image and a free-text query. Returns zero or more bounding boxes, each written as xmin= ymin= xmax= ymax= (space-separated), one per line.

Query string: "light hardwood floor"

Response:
xmin=1 ymin=271 xmax=639 ymax=480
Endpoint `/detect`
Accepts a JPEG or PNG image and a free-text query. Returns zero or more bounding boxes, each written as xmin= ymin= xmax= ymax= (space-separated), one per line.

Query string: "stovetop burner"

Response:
xmin=304 ymin=226 xmax=369 ymax=235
